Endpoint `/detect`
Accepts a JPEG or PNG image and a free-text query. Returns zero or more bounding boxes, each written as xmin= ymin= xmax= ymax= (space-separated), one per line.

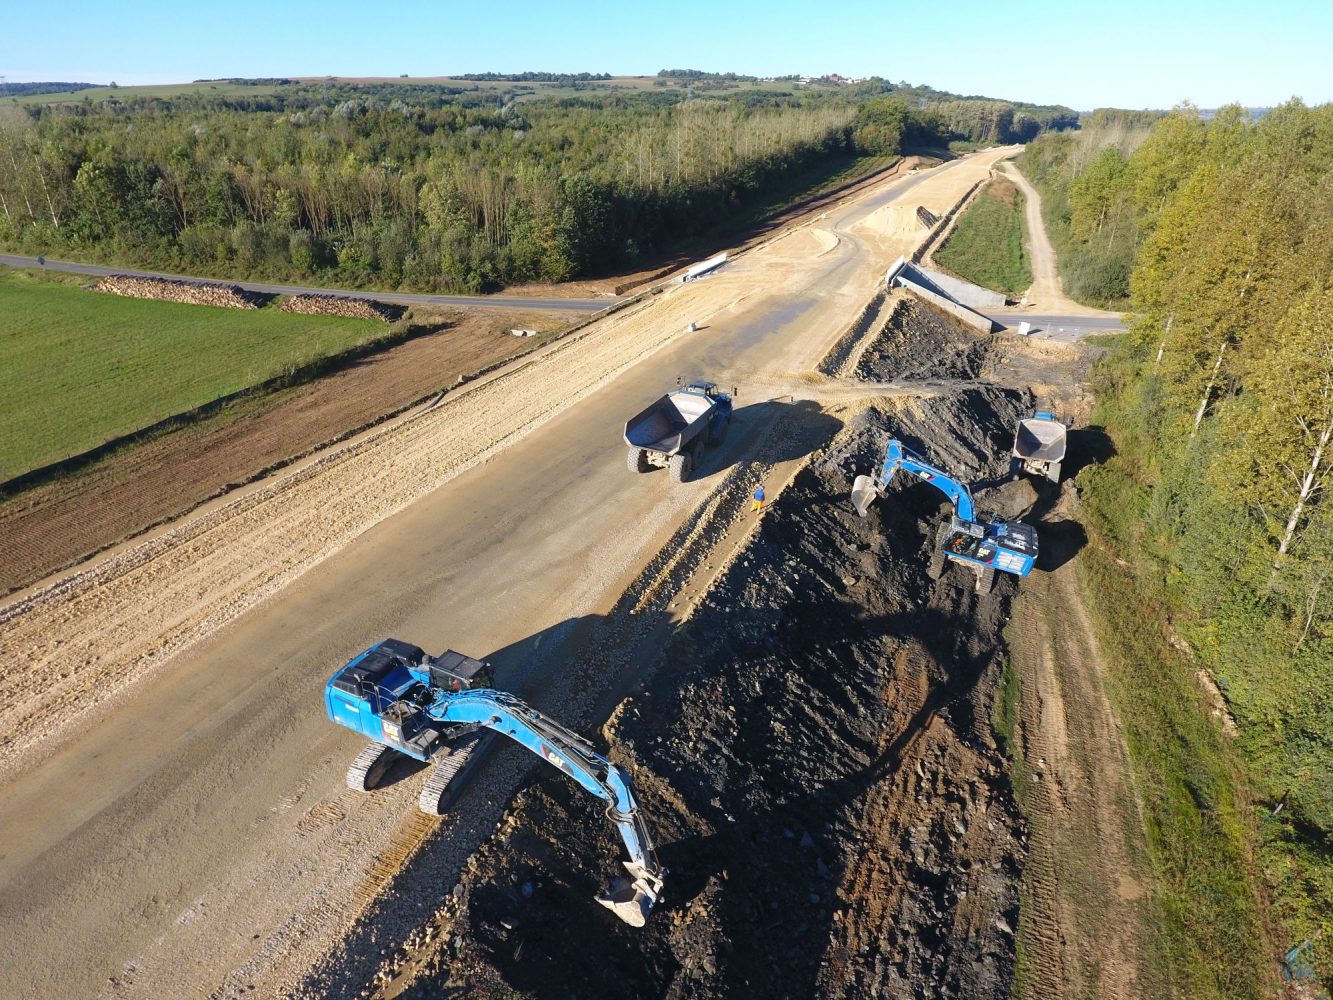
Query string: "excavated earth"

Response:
xmin=380 ymin=305 xmax=1046 ymax=999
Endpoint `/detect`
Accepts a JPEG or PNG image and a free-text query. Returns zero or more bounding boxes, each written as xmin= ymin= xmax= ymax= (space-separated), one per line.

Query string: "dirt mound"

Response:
xmin=94 ymin=274 xmax=264 ymax=309
xmin=281 ymin=293 xmax=404 ymax=323
xmin=400 ymin=389 xmax=1029 ymax=999
xmin=855 ymin=299 xmax=992 ymax=382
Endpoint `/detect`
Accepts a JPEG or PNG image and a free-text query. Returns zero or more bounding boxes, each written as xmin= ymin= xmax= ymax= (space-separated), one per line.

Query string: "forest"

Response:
xmin=0 ymin=81 xmax=1072 ymax=291
xmin=1028 ymin=100 xmax=1333 ymax=980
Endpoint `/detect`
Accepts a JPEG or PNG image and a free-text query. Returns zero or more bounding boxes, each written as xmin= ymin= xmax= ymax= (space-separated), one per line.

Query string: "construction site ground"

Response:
xmin=0 ymin=145 xmax=1149 ymax=998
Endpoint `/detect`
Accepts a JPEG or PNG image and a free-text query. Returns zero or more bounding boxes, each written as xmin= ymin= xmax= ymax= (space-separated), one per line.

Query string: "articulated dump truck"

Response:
xmin=1011 ymin=412 xmax=1068 ymax=483
xmin=624 ymin=379 xmax=734 ymax=483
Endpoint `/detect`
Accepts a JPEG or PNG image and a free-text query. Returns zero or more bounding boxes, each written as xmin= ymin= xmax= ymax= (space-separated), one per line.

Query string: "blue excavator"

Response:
xmin=851 ymin=438 xmax=1037 ymax=592
xmin=324 ymin=638 xmax=665 ymax=927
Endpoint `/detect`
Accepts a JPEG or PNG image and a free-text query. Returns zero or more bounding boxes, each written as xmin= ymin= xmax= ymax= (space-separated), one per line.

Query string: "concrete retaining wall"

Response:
xmin=915 ymin=266 xmax=1006 ymax=310
xmin=894 ymin=278 xmax=997 ymax=334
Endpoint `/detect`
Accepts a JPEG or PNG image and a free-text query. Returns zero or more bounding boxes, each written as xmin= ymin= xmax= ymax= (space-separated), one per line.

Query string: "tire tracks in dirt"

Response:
xmin=1008 ymin=502 xmax=1153 ymax=999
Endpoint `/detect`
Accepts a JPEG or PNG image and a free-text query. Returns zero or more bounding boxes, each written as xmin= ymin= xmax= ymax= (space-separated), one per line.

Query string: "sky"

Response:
xmin=2 ymin=0 xmax=1329 ymax=110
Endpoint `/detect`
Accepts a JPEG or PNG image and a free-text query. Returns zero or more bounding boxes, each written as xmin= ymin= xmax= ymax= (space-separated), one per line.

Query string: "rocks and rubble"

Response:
xmin=280 ymin=294 xmax=404 ymax=323
xmin=93 ymin=275 xmax=265 ymax=309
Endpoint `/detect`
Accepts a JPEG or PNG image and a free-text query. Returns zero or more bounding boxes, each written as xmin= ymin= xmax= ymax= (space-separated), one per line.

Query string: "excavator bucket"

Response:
xmin=596 ymin=863 xmax=662 ymax=928
xmin=851 ymin=474 xmax=880 ymax=518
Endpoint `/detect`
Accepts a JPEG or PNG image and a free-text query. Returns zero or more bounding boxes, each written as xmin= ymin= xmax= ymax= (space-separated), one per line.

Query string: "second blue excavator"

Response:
xmin=852 ymin=438 xmax=1037 ymax=593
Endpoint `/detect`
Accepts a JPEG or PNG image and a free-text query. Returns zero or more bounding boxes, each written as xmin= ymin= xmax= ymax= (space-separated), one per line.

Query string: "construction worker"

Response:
xmin=752 ymin=483 xmax=765 ymax=512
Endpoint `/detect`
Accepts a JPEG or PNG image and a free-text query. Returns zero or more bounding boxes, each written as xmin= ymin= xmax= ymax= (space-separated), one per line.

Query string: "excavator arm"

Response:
xmin=425 ymin=689 xmax=665 ymax=927
xmin=852 ymin=438 xmax=976 ymax=521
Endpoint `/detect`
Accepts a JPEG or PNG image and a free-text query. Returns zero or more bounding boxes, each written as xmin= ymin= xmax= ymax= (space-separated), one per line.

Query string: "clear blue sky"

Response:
xmin=2 ymin=0 xmax=1328 ymax=110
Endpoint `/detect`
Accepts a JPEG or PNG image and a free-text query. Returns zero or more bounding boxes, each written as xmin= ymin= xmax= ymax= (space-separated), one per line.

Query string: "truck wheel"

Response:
xmin=707 ymin=415 xmax=730 ymax=445
xmin=668 ymin=452 xmax=692 ymax=483
xmin=976 ymin=566 xmax=996 ymax=594
xmin=1045 ymin=461 xmax=1062 ymax=484
xmin=627 ymin=447 xmax=649 ymax=473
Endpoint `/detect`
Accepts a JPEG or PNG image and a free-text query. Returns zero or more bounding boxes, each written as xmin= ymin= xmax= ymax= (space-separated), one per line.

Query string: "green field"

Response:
xmin=0 ymin=269 xmax=381 ymax=478
xmin=934 ymin=176 xmax=1033 ymax=297
xmin=11 ymin=81 xmax=281 ymax=105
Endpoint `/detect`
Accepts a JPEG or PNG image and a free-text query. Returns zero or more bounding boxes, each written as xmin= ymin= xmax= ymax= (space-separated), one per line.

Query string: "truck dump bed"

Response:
xmin=624 ymin=392 xmax=714 ymax=454
xmin=1013 ymin=417 xmax=1067 ymax=463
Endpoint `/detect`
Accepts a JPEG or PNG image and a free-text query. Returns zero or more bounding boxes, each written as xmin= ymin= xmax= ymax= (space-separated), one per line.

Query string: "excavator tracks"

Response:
xmin=346 ymin=742 xmax=398 ymax=792
xmin=418 ymin=731 xmax=492 ymax=816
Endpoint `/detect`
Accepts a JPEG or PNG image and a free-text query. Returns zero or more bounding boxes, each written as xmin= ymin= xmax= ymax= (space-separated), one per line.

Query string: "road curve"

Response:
xmin=0 ymin=253 xmax=609 ymax=313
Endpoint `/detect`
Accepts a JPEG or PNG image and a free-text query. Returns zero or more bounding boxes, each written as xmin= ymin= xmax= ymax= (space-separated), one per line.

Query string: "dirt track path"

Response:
xmin=0 ymin=146 xmax=1021 ymax=999
xmin=1007 ymin=500 xmax=1154 ymax=998
xmin=999 ymin=161 xmax=1117 ymax=318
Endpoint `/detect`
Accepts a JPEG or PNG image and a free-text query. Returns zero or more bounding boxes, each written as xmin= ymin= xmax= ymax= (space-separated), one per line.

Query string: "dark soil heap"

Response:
xmin=405 ymin=384 xmax=1030 ymax=999
xmin=855 ymin=299 xmax=992 ymax=382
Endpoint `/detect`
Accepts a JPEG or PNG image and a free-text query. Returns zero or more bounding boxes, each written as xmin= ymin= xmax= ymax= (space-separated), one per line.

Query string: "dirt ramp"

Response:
xmin=402 ymin=396 xmax=1026 ymax=999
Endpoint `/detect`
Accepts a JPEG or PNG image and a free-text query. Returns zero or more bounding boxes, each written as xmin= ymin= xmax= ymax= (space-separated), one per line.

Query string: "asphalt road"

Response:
xmin=0 ymin=253 xmax=609 ymax=313
xmin=987 ymin=312 xmax=1126 ymax=340
xmin=0 ymin=149 xmax=1018 ymax=997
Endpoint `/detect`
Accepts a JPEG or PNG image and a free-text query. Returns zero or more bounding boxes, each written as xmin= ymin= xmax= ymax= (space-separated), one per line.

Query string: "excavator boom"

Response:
xmin=424 ymin=689 xmax=664 ymax=926
xmin=324 ymin=641 xmax=666 ymax=927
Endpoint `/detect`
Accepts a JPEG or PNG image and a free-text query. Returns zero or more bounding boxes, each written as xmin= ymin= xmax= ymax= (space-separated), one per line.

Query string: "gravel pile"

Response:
xmin=94 ymin=275 xmax=264 ymax=309
xmin=280 ymin=294 xmax=403 ymax=323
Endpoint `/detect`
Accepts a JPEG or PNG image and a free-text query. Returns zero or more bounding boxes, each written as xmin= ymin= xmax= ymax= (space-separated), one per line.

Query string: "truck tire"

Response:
xmin=707 ymin=415 xmax=730 ymax=445
xmin=627 ymin=447 xmax=649 ymax=473
xmin=668 ymin=451 xmax=692 ymax=483
xmin=1045 ymin=461 xmax=1062 ymax=484
xmin=927 ymin=522 xmax=949 ymax=580
xmin=976 ymin=566 xmax=996 ymax=595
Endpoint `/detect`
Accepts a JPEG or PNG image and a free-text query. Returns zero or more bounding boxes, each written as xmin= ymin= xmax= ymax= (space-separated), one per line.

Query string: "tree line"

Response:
xmin=0 ymin=85 xmax=1072 ymax=291
xmin=1043 ymin=100 xmax=1333 ymax=961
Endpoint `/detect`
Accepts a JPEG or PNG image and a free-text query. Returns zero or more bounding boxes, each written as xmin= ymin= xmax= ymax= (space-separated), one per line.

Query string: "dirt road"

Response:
xmin=997 ymin=161 xmax=1115 ymax=318
xmin=1005 ymin=490 xmax=1155 ymax=998
xmin=0 ymin=147 xmax=1019 ymax=998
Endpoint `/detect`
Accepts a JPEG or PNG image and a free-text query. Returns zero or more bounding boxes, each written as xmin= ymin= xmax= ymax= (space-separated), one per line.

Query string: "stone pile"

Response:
xmin=94 ymin=275 xmax=264 ymax=309
xmin=280 ymin=294 xmax=401 ymax=322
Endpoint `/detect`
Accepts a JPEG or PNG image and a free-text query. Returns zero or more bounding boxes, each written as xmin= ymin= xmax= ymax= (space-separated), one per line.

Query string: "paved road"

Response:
xmin=987 ymin=312 xmax=1126 ymax=340
xmin=0 ymin=150 xmax=1016 ymax=998
xmin=0 ymin=253 xmax=609 ymax=313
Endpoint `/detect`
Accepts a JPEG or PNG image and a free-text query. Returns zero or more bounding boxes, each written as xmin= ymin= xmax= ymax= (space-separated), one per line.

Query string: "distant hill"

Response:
xmin=0 ymin=81 xmax=97 ymax=97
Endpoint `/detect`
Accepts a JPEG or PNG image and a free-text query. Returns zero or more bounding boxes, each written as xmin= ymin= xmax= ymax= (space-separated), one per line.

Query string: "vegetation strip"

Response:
xmin=933 ymin=175 xmax=1032 ymax=297
xmin=1027 ymin=98 xmax=1333 ymax=988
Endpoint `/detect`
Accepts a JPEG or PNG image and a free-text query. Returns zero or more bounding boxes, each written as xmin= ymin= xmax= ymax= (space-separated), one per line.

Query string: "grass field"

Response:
xmin=11 ymin=81 xmax=281 ymax=105
xmin=934 ymin=176 xmax=1032 ymax=297
xmin=0 ymin=268 xmax=382 ymax=478
xmin=1075 ymin=335 xmax=1273 ymax=996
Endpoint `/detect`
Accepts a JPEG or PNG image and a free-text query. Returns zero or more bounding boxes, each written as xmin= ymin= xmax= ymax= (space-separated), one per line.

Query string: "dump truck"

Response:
xmin=624 ymin=379 xmax=735 ymax=483
xmin=1010 ymin=412 xmax=1068 ymax=483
